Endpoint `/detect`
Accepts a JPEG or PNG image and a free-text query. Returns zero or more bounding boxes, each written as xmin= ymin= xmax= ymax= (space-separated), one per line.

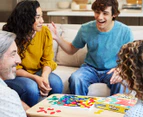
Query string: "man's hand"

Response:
xmin=48 ymin=22 xmax=62 ymax=41
xmin=107 ymin=68 xmax=122 ymax=84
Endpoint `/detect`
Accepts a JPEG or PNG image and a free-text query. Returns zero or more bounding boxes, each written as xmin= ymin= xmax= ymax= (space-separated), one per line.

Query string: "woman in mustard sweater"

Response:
xmin=3 ymin=0 xmax=63 ymax=107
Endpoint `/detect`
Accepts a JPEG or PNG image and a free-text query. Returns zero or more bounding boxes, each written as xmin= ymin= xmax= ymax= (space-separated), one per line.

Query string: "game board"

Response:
xmin=47 ymin=94 xmax=97 ymax=109
xmin=26 ymin=94 xmax=124 ymax=117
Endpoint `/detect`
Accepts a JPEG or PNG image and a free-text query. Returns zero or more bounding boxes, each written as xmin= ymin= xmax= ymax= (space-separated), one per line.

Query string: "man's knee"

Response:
xmin=69 ymin=73 xmax=81 ymax=82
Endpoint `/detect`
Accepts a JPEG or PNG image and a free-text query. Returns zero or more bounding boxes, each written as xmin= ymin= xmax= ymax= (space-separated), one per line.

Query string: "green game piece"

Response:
xmin=52 ymin=96 xmax=59 ymax=100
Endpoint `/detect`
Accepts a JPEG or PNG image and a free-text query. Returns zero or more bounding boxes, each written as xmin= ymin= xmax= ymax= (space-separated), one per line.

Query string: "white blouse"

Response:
xmin=124 ymin=99 xmax=143 ymax=117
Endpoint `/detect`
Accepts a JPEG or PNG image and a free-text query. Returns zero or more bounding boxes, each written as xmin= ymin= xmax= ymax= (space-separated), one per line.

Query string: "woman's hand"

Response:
xmin=40 ymin=76 xmax=52 ymax=96
xmin=107 ymin=68 xmax=123 ymax=84
xmin=34 ymin=75 xmax=52 ymax=96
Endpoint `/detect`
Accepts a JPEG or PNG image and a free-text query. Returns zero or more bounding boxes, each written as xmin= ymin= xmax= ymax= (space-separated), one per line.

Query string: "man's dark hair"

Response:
xmin=92 ymin=0 xmax=120 ymax=20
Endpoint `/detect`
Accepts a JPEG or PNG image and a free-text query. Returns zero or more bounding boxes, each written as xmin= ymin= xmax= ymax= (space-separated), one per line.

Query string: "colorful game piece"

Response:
xmin=47 ymin=95 xmax=59 ymax=101
xmin=37 ymin=107 xmax=48 ymax=114
xmin=56 ymin=110 xmax=61 ymax=113
xmin=47 ymin=107 xmax=54 ymax=110
xmin=37 ymin=108 xmax=47 ymax=114
xmin=94 ymin=110 xmax=103 ymax=114
xmin=37 ymin=110 xmax=43 ymax=113
xmin=50 ymin=111 xmax=55 ymax=114
xmin=39 ymin=107 xmax=44 ymax=109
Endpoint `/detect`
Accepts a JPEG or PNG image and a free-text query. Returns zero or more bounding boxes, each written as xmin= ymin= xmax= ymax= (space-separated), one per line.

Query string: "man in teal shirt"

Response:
xmin=50 ymin=0 xmax=133 ymax=95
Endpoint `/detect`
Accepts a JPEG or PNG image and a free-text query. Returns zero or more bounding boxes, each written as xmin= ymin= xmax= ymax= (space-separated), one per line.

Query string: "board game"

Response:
xmin=26 ymin=94 xmax=124 ymax=117
xmin=94 ymin=93 xmax=137 ymax=113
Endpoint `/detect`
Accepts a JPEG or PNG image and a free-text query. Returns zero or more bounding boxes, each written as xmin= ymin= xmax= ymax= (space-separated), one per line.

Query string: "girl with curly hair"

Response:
xmin=3 ymin=0 xmax=63 ymax=107
xmin=117 ymin=40 xmax=143 ymax=117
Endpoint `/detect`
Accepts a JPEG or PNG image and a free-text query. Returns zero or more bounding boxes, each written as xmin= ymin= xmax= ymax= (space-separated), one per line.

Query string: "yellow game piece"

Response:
xmin=98 ymin=110 xmax=104 ymax=112
xmin=94 ymin=110 xmax=104 ymax=114
xmin=94 ymin=111 xmax=100 ymax=114
xmin=80 ymin=105 xmax=85 ymax=108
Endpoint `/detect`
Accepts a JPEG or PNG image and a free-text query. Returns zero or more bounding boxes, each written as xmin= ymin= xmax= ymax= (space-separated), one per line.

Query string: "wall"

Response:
xmin=39 ymin=0 xmax=127 ymax=11
xmin=0 ymin=0 xmax=19 ymax=22
xmin=39 ymin=0 xmax=72 ymax=11
xmin=0 ymin=0 xmax=15 ymax=11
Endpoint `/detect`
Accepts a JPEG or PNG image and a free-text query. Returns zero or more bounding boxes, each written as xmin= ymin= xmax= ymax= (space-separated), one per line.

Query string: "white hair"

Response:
xmin=0 ymin=31 xmax=16 ymax=58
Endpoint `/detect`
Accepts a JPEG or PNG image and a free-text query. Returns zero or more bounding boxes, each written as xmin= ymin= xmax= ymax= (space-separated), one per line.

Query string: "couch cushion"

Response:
xmin=53 ymin=65 xmax=78 ymax=93
xmin=132 ymin=30 xmax=143 ymax=40
xmin=53 ymin=40 xmax=58 ymax=61
xmin=129 ymin=26 xmax=143 ymax=40
xmin=56 ymin=27 xmax=87 ymax=67
xmin=87 ymin=83 xmax=110 ymax=97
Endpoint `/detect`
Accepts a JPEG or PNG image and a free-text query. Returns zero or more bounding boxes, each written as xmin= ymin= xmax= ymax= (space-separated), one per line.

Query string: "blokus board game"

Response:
xmin=94 ymin=93 xmax=137 ymax=113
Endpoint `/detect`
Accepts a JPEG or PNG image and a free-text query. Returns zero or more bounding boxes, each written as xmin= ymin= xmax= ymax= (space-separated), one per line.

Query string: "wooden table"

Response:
xmin=26 ymin=94 xmax=124 ymax=117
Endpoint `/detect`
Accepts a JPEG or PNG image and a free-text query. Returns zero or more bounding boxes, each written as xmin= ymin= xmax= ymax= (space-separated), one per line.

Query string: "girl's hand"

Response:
xmin=107 ymin=68 xmax=123 ymax=84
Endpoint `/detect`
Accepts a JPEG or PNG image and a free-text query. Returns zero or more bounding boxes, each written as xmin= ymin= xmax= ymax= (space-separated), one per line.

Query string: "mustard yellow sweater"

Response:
xmin=17 ymin=26 xmax=57 ymax=74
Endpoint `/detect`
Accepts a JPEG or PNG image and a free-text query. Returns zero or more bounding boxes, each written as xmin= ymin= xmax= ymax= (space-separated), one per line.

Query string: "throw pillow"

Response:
xmin=56 ymin=27 xmax=87 ymax=67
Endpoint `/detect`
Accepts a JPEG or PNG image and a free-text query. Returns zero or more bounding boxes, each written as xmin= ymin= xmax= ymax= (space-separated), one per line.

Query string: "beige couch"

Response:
xmin=1 ymin=22 xmax=143 ymax=97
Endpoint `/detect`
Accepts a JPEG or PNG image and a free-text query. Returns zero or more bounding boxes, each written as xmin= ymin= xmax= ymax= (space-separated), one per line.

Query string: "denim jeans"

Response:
xmin=5 ymin=71 xmax=63 ymax=107
xmin=69 ymin=63 xmax=121 ymax=95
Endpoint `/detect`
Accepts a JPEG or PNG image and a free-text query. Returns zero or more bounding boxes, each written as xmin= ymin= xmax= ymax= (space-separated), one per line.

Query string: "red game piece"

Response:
xmin=47 ymin=108 xmax=54 ymax=110
xmin=71 ymin=101 xmax=76 ymax=104
xmin=39 ymin=107 xmax=44 ymax=109
xmin=56 ymin=110 xmax=61 ymax=113
xmin=57 ymin=101 xmax=61 ymax=104
xmin=50 ymin=111 xmax=55 ymax=114
xmin=37 ymin=109 xmax=47 ymax=113
xmin=43 ymin=110 xmax=47 ymax=113
xmin=37 ymin=110 xmax=43 ymax=113
xmin=64 ymin=104 xmax=69 ymax=106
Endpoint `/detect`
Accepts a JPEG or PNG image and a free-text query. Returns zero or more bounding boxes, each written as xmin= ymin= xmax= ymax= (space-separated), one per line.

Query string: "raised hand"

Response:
xmin=48 ymin=22 xmax=63 ymax=41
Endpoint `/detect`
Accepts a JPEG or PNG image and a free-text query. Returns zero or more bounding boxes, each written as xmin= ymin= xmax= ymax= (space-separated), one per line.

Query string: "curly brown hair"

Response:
xmin=2 ymin=0 xmax=40 ymax=59
xmin=117 ymin=40 xmax=143 ymax=100
xmin=91 ymin=0 xmax=120 ymax=20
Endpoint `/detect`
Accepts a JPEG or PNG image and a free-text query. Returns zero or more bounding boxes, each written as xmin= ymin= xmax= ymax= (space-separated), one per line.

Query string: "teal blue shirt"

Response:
xmin=72 ymin=21 xmax=133 ymax=70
